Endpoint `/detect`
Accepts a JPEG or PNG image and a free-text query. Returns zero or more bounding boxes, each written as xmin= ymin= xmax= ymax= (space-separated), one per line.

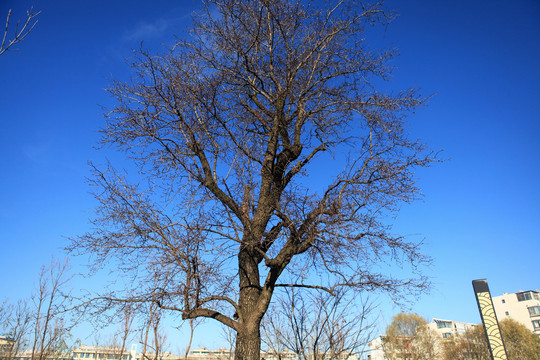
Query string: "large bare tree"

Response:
xmin=70 ymin=0 xmax=435 ymax=359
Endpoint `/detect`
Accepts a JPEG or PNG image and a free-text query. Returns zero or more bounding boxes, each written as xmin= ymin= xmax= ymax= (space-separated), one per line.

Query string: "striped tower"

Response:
xmin=472 ymin=279 xmax=508 ymax=360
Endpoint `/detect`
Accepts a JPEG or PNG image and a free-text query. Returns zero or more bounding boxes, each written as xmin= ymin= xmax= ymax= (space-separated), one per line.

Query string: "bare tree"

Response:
xmin=70 ymin=0 xmax=436 ymax=359
xmin=30 ymin=258 xmax=73 ymax=360
xmin=221 ymin=325 xmax=236 ymax=360
xmin=181 ymin=318 xmax=201 ymax=360
xmin=140 ymin=303 xmax=168 ymax=360
xmin=0 ymin=259 xmax=74 ymax=360
xmin=111 ymin=306 xmax=134 ymax=360
xmin=0 ymin=300 xmax=32 ymax=360
xmin=262 ymin=288 xmax=374 ymax=360
xmin=1 ymin=7 xmax=40 ymax=56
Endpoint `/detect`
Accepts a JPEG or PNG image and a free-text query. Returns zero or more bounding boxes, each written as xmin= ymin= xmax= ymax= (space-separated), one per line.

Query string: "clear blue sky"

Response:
xmin=1 ymin=0 xmax=539 ymax=351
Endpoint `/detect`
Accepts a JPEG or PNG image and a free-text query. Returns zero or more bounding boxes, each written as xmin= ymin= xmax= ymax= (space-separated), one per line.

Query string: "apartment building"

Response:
xmin=72 ymin=345 xmax=138 ymax=360
xmin=13 ymin=349 xmax=73 ymax=360
xmin=492 ymin=289 xmax=540 ymax=335
xmin=188 ymin=347 xmax=232 ymax=360
xmin=427 ymin=318 xmax=476 ymax=339
xmin=13 ymin=345 xmax=175 ymax=360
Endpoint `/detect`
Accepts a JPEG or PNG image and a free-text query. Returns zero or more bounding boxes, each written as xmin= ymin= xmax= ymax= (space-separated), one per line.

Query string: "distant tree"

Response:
xmin=221 ymin=325 xmax=236 ymax=360
xmin=0 ymin=300 xmax=32 ymax=360
xmin=441 ymin=325 xmax=488 ymax=360
xmin=442 ymin=319 xmax=540 ymax=360
xmin=181 ymin=318 xmax=200 ymax=360
xmin=382 ymin=312 xmax=440 ymax=360
xmin=70 ymin=0 xmax=436 ymax=359
xmin=30 ymin=258 xmax=74 ymax=360
xmin=262 ymin=288 xmax=374 ymax=360
xmin=140 ymin=302 xmax=169 ymax=360
xmin=109 ymin=306 xmax=134 ymax=360
xmin=0 ymin=259 xmax=75 ymax=360
xmin=1 ymin=7 xmax=40 ymax=56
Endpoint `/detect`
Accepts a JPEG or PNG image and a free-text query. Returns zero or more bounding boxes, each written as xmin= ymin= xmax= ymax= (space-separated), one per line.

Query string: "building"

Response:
xmin=492 ymin=289 xmax=540 ymax=335
xmin=13 ymin=345 xmax=177 ymax=360
xmin=72 ymin=345 xmax=137 ymax=360
xmin=365 ymin=336 xmax=384 ymax=360
xmin=427 ymin=318 xmax=476 ymax=339
xmin=261 ymin=350 xmax=296 ymax=360
xmin=1 ymin=336 xmax=15 ymax=358
xmin=188 ymin=347 xmax=232 ymax=360
xmin=13 ymin=349 xmax=73 ymax=360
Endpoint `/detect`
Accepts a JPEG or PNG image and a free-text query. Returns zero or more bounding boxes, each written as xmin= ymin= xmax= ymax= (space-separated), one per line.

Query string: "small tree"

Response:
xmin=441 ymin=325 xmax=489 ymax=360
xmin=0 ymin=300 xmax=32 ymax=360
xmin=109 ymin=306 xmax=134 ymax=360
xmin=140 ymin=303 xmax=169 ymax=360
xmin=30 ymin=258 xmax=74 ymax=360
xmin=500 ymin=318 xmax=540 ymax=359
xmin=0 ymin=259 xmax=74 ymax=360
xmin=382 ymin=313 xmax=440 ymax=360
xmin=1 ymin=7 xmax=40 ymax=56
xmin=442 ymin=319 xmax=540 ymax=360
xmin=262 ymin=288 xmax=374 ymax=360
xmin=70 ymin=0 xmax=436 ymax=359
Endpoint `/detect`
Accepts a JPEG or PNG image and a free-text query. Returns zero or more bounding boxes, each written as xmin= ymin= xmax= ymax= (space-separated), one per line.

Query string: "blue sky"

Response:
xmin=1 ymin=0 xmax=539 ymax=351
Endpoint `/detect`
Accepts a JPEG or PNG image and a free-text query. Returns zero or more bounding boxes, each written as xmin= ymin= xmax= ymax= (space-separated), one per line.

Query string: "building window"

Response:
xmin=528 ymin=306 xmax=540 ymax=316
xmin=534 ymin=293 xmax=540 ymax=300
xmin=505 ymin=311 xmax=509 ymax=316
xmin=517 ymin=292 xmax=532 ymax=302
xmin=502 ymin=299 xmax=506 ymax=303
xmin=435 ymin=320 xmax=452 ymax=329
xmin=532 ymin=320 xmax=540 ymax=330
xmin=442 ymin=333 xmax=452 ymax=339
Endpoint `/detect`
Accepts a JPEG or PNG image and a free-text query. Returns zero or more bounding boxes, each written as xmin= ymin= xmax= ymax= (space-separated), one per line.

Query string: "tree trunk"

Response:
xmin=235 ymin=247 xmax=264 ymax=360
xmin=235 ymin=323 xmax=261 ymax=360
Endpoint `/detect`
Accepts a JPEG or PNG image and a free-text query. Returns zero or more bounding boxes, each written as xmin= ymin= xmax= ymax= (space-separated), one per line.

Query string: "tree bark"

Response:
xmin=235 ymin=322 xmax=261 ymax=360
xmin=235 ymin=246 xmax=264 ymax=360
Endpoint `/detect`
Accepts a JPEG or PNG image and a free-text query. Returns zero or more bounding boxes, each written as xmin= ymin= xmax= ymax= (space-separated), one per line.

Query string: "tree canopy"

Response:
xmin=69 ymin=0 xmax=435 ymax=358
xmin=382 ymin=312 xmax=440 ymax=360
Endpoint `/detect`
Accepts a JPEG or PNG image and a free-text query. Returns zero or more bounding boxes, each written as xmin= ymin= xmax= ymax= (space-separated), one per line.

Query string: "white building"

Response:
xmin=427 ymin=318 xmax=476 ymax=339
xmin=72 ymin=345 xmax=138 ymax=360
xmin=492 ymin=289 xmax=540 ymax=335
xmin=188 ymin=347 xmax=232 ymax=360
xmin=366 ymin=336 xmax=384 ymax=360
xmin=261 ymin=349 xmax=296 ymax=360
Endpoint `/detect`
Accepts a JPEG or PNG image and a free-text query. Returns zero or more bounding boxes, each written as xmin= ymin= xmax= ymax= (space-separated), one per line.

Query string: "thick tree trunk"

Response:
xmin=235 ymin=323 xmax=261 ymax=360
xmin=235 ymin=244 xmax=265 ymax=360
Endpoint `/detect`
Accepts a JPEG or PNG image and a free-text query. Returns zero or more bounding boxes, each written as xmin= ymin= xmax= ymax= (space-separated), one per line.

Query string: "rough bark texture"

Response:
xmin=236 ymin=319 xmax=262 ymax=360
